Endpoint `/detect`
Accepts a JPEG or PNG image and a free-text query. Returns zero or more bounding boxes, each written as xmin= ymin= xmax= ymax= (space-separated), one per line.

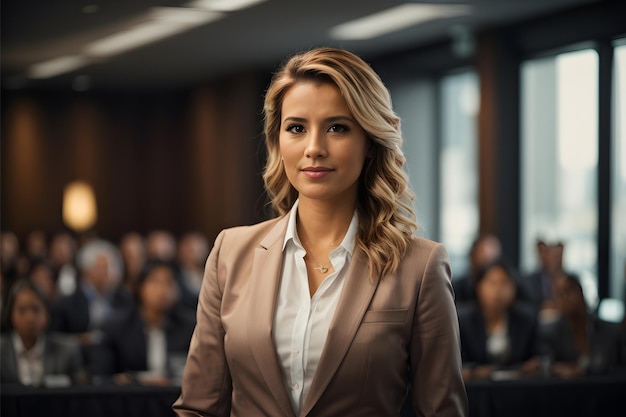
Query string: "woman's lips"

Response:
xmin=302 ymin=167 xmax=333 ymax=179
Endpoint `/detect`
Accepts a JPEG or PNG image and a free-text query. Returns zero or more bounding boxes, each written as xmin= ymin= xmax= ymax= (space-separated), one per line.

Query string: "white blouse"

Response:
xmin=272 ymin=200 xmax=358 ymax=414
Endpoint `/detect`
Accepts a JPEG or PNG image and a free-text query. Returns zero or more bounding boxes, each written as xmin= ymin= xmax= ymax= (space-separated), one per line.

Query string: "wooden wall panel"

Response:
xmin=0 ymin=73 xmax=268 ymax=244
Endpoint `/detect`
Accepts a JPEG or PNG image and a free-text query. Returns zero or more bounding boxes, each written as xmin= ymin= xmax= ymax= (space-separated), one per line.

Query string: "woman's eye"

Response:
xmin=286 ymin=124 xmax=304 ymax=133
xmin=329 ymin=124 xmax=349 ymax=133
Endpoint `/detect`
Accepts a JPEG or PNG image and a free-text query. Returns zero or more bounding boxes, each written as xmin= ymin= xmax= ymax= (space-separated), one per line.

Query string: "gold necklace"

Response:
xmin=303 ymin=242 xmax=334 ymax=274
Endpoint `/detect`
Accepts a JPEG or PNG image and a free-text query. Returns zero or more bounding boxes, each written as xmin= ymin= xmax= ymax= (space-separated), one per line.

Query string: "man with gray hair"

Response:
xmin=53 ymin=239 xmax=133 ymax=370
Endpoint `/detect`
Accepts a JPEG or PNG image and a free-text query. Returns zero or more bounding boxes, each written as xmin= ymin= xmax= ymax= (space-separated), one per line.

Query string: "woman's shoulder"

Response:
xmin=404 ymin=235 xmax=448 ymax=263
xmin=407 ymin=235 xmax=444 ymax=250
xmin=214 ymin=216 xmax=287 ymax=250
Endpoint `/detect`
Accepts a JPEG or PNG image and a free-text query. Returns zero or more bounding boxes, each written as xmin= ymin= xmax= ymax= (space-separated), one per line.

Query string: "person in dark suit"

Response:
xmin=518 ymin=239 xmax=568 ymax=313
xmin=458 ymin=259 xmax=541 ymax=380
xmin=1 ymin=279 xmax=84 ymax=386
xmin=453 ymin=234 xmax=502 ymax=304
xmin=53 ymin=239 xmax=133 ymax=339
xmin=541 ymin=274 xmax=626 ymax=377
xmin=92 ymin=261 xmax=195 ymax=385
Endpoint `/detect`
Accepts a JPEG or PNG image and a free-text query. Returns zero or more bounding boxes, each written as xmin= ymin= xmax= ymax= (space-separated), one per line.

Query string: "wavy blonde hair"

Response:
xmin=263 ymin=47 xmax=417 ymax=278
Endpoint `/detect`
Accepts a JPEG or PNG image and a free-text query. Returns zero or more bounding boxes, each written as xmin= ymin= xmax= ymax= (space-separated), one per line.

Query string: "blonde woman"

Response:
xmin=174 ymin=47 xmax=467 ymax=417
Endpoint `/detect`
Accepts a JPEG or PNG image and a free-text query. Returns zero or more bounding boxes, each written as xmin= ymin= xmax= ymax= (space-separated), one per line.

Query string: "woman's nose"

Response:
xmin=304 ymin=129 xmax=328 ymax=159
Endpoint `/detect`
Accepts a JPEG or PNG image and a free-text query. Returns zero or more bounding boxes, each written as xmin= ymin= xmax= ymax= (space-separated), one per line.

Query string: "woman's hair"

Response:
xmin=473 ymin=259 xmax=518 ymax=298
xmin=1 ymin=278 xmax=50 ymax=331
xmin=135 ymin=260 xmax=179 ymax=304
xmin=263 ymin=47 xmax=417 ymax=278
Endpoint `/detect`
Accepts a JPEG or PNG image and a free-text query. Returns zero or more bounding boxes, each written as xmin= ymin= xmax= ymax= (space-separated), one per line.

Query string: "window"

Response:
xmin=612 ymin=40 xmax=626 ymax=301
xmin=521 ymin=49 xmax=599 ymax=307
xmin=439 ymin=71 xmax=479 ymax=278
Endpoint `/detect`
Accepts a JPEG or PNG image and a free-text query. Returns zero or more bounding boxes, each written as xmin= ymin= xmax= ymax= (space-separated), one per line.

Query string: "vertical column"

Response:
xmin=597 ymin=40 xmax=613 ymax=299
xmin=476 ymin=29 xmax=521 ymax=265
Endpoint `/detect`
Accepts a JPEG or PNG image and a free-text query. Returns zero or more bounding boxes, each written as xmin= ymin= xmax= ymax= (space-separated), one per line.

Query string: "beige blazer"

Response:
xmin=173 ymin=215 xmax=468 ymax=417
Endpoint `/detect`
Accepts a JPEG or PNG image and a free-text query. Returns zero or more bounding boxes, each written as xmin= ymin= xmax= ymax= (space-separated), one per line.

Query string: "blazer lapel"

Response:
xmin=301 ymin=250 xmax=379 ymax=416
xmin=247 ymin=216 xmax=295 ymax=417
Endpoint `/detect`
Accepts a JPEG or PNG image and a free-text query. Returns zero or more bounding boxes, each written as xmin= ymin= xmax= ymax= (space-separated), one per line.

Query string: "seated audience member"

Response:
xmin=1 ymin=231 xmax=21 ymax=284
xmin=1 ymin=279 xmax=84 ymax=386
xmin=53 ymin=239 xmax=133 ymax=352
xmin=29 ymin=260 xmax=58 ymax=304
xmin=28 ymin=260 xmax=60 ymax=330
xmin=519 ymin=239 xmax=569 ymax=314
xmin=458 ymin=260 xmax=540 ymax=380
xmin=453 ymin=234 xmax=502 ymax=304
xmin=175 ymin=231 xmax=209 ymax=311
xmin=541 ymin=274 xmax=626 ymax=377
xmin=92 ymin=261 xmax=195 ymax=385
xmin=119 ymin=232 xmax=146 ymax=294
xmin=146 ymin=230 xmax=177 ymax=262
xmin=26 ymin=230 xmax=47 ymax=263
xmin=48 ymin=232 xmax=78 ymax=297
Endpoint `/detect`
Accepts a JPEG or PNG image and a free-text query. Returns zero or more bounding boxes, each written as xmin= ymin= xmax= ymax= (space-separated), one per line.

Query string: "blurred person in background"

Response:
xmin=53 ymin=239 xmax=133 ymax=370
xmin=92 ymin=261 xmax=194 ymax=385
xmin=541 ymin=274 xmax=626 ymax=377
xmin=453 ymin=234 xmax=502 ymax=305
xmin=48 ymin=232 xmax=78 ymax=297
xmin=1 ymin=231 xmax=23 ymax=310
xmin=519 ymin=239 xmax=568 ymax=315
xmin=458 ymin=259 xmax=540 ymax=380
xmin=119 ymin=232 xmax=147 ymax=294
xmin=26 ymin=230 xmax=47 ymax=262
xmin=176 ymin=231 xmax=209 ymax=311
xmin=1 ymin=279 xmax=84 ymax=386
xmin=146 ymin=230 xmax=177 ymax=262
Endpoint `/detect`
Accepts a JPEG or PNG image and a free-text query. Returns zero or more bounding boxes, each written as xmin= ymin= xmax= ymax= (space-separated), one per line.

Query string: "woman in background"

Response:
xmin=542 ymin=273 xmax=626 ymax=377
xmin=1 ymin=279 xmax=84 ymax=386
xmin=458 ymin=260 xmax=541 ymax=380
xmin=92 ymin=261 xmax=195 ymax=385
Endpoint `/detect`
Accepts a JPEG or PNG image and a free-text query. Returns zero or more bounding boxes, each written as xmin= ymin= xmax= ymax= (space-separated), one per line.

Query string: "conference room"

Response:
xmin=2 ymin=1 xmax=625 ymax=416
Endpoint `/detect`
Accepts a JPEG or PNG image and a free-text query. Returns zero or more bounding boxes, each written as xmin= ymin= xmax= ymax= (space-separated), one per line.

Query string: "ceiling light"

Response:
xmin=85 ymin=7 xmax=223 ymax=58
xmin=330 ymin=3 xmax=471 ymax=40
xmin=27 ymin=55 xmax=91 ymax=79
xmin=187 ymin=0 xmax=266 ymax=12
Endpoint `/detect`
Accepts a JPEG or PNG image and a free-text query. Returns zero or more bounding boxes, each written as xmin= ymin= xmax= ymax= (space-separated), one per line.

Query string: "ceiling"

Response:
xmin=1 ymin=0 xmax=597 ymax=90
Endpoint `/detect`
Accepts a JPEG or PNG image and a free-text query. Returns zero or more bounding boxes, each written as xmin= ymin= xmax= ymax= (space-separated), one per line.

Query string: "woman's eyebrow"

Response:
xmin=282 ymin=115 xmax=355 ymax=123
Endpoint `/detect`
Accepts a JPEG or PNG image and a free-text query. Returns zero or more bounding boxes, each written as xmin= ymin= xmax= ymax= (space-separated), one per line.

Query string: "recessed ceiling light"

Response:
xmin=84 ymin=7 xmax=223 ymax=58
xmin=330 ymin=3 xmax=471 ymax=40
xmin=187 ymin=0 xmax=266 ymax=12
xmin=27 ymin=56 xmax=91 ymax=79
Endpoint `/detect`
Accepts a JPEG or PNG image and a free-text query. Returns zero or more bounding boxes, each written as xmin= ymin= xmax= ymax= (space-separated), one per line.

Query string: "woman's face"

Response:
xmin=476 ymin=266 xmax=516 ymax=313
xmin=279 ymin=81 xmax=369 ymax=206
xmin=554 ymin=278 xmax=586 ymax=316
xmin=11 ymin=289 xmax=48 ymax=339
xmin=139 ymin=266 xmax=177 ymax=313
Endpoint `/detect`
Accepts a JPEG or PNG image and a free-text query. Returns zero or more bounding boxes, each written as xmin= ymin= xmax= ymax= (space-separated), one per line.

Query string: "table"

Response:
xmin=1 ymin=383 xmax=179 ymax=417
xmin=3 ymin=375 xmax=626 ymax=417
xmin=463 ymin=375 xmax=626 ymax=417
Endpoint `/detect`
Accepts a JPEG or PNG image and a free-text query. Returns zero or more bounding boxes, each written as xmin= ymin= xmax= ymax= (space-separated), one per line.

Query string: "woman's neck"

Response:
xmin=296 ymin=197 xmax=355 ymax=245
xmin=19 ymin=334 xmax=38 ymax=351
xmin=482 ymin=308 xmax=507 ymax=332
xmin=141 ymin=306 xmax=165 ymax=328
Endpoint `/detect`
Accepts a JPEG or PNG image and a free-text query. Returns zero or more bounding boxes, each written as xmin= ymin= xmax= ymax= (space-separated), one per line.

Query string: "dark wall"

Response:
xmin=1 ymin=73 xmax=269 ymax=243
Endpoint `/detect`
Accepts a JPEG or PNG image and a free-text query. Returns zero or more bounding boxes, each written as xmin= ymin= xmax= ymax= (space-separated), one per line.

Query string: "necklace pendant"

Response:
xmin=315 ymin=264 xmax=329 ymax=274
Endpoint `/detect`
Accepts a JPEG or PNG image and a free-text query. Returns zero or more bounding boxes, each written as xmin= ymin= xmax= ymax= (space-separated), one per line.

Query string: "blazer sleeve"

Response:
xmin=410 ymin=243 xmax=468 ymax=417
xmin=173 ymin=231 xmax=232 ymax=417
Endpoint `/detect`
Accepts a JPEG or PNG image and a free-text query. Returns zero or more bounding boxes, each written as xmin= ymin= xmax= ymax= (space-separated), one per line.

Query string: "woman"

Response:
xmin=174 ymin=48 xmax=467 ymax=416
xmin=92 ymin=261 xmax=195 ymax=385
xmin=542 ymin=273 xmax=625 ymax=377
xmin=0 ymin=279 xmax=84 ymax=386
xmin=458 ymin=260 xmax=540 ymax=380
